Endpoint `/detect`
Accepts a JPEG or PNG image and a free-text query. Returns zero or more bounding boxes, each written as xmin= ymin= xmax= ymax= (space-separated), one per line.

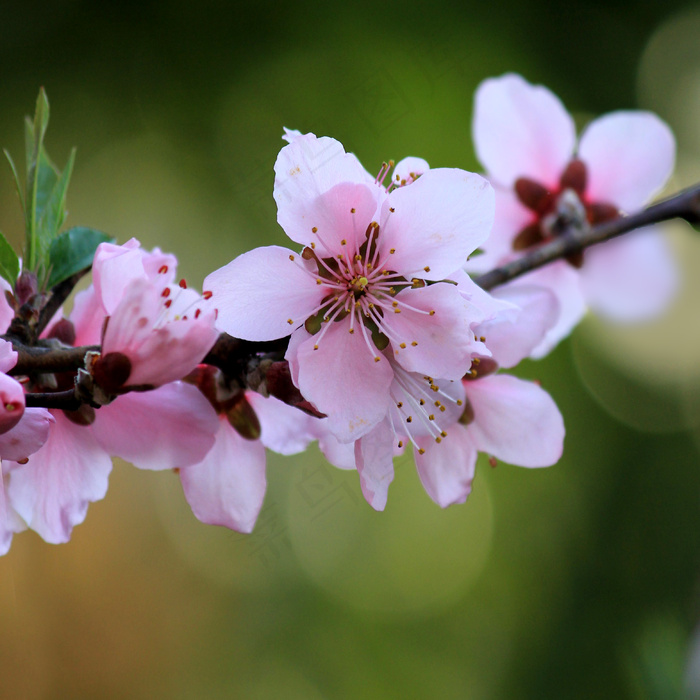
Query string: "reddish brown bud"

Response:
xmin=14 ymin=272 xmax=38 ymax=305
xmin=565 ymin=251 xmax=585 ymax=269
xmin=92 ymin=352 xmax=132 ymax=394
xmin=266 ymin=361 xmax=325 ymax=418
xmin=559 ymin=159 xmax=587 ymax=195
xmin=514 ymin=178 xmax=554 ymax=214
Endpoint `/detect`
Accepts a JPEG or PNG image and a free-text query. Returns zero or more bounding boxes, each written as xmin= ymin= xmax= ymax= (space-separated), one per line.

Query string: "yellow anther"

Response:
xmin=311 ymin=242 xmax=316 ymax=249
xmin=389 ymin=207 xmax=395 ymax=212
xmin=411 ymin=341 xmax=418 ymax=346
xmin=313 ymin=344 xmax=319 ymax=350
xmin=397 ymin=402 xmax=403 ymax=408
xmin=429 ymin=310 xmax=435 ymax=316
xmin=399 ymin=342 xmax=406 ymax=349
xmin=374 ymin=356 xmax=381 ymax=363
xmin=435 ymin=437 xmax=442 ymax=444
xmin=418 ymin=448 xmax=425 ymax=455
xmin=350 ymin=208 xmax=356 ymax=213
xmin=439 ymin=406 xmax=446 ymax=412
xmin=392 ymin=301 xmax=398 ymax=307
xmin=287 ymin=319 xmax=293 ymax=325
xmin=429 ymin=414 xmax=435 ymax=421
xmin=398 ymin=441 xmax=403 ymax=448
xmin=349 ymin=328 xmax=354 ymax=334
xmin=390 ymin=248 xmax=396 ymax=254
xmin=456 ymin=399 xmax=463 ymax=406
xmin=394 ymin=309 xmax=401 ymax=314
xmin=480 ymin=336 xmax=486 ymax=342
xmin=341 ymin=239 xmax=347 ymax=245
xmin=419 ymin=399 xmax=425 ymax=405
xmin=289 ymin=255 xmax=295 ymax=261
xmin=312 ymin=227 xmax=318 ymax=233
xmin=406 ymin=416 xmax=412 ymax=423
xmin=355 ymin=254 xmax=362 ymax=261
xmin=316 ymin=279 xmax=322 ymax=285
xmin=440 ymin=431 xmax=447 ymax=437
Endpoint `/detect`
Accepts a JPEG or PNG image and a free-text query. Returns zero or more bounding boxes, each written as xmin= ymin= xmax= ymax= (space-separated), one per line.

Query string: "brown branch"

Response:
xmin=9 ymin=344 xmax=100 ymax=375
xmin=35 ymin=268 xmax=92 ymax=338
xmin=25 ymin=389 xmax=81 ymax=410
xmin=473 ymin=183 xmax=700 ymax=291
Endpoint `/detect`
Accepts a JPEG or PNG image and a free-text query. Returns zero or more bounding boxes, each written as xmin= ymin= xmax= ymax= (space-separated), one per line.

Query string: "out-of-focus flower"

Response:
xmin=470 ymin=73 xmax=677 ymax=356
xmin=206 ymin=132 xmax=495 ymax=442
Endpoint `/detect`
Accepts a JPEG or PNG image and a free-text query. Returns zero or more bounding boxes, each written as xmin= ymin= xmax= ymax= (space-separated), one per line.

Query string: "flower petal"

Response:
xmin=514 ymin=261 xmax=587 ymax=359
xmin=274 ymin=133 xmax=378 ymax=247
xmin=0 ymin=408 xmax=53 ymax=462
xmin=291 ymin=323 xmax=393 ymax=442
xmin=414 ymin=425 xmax=477 ymax=507
xmin=578 ymin=226 xmax=677 ymax=320
xmin=92 ymin=382 xmax=218 ymax=470
xmin=246 ymin=392 xmax=320 ymax=455
xmin=70 ymin=286 xmax=106 ymax=346
xmin=0 ymin=339 xmax=17 ymax=374
xmin=388 ymin=283 xmax=478 ymax=379
xmin=179 ymin=417 xmax=267 ymax=533
xmin=379 ymin=168 xmax=494 ymax=280
xmin=473 ymin=73 xmax=576 ymax=188
xmin=7 ymin=412 xmax=112 ymax=544
xmin=354 ymin=418 xmax=395 ymax=511
xmin=579 ymin=111 xmax=675 ymax=211
xmin=475 ymin=284 xmax=559 ymax=368
xmin=0 ymin=372 xmax=25 ymax=435
xmin=204 ymin=245 xmax=327 ymax=341
xmin=465 ymin=374 xmax=564 ymax=467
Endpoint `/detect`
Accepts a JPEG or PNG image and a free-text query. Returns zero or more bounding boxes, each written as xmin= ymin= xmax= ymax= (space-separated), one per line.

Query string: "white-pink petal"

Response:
xmin=179 ymin=416 xmax=267 ymax=533
xmin=578 ymin=227 xmax=677 ymax=321
xmin=7 ymin=412 xmax=112 ymax=544
xmin=274 ymin=133 xmax=379 ymax=248
xmin=204 ymin=246 xmax=326 ymax=341
xmin=292 ymin=324 xmax=393 ymax=443
xmin=92 ymin=382 xmax=218 ymax=470
xmin=354 ymin=419 xmax=395 ymax=511
xmin=0 ymin=408 xmax=53 ymax=462
xmin=515 ymin=261 xmax=587 ymax=359
xmin=379 ymin=168 xmax=494 ymax=280
xmin=473 ymin=73 xmax=576 ymax=188
xmin=414 ymin=426 xmax=477 ymax=508
xmin=246 ymin=392 xmax=320 ymax=455
xmin=465 ymin=374 xmax=564 ymax=467
xmin=579 ymin=111 xmax=675 ymax=212
xmin=0 ymin=339 xmax=17 ymax=374
xmin=475 ymin=284 xmax=559 ymax=368
xmin=0 ymin=372 xmax=25 ymax=435
xmin=388 ymin=283 xmax=477 ymax=379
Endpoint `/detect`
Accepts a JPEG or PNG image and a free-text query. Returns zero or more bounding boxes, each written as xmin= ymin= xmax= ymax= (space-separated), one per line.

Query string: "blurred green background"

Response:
xmin=1 ymin=1 xmax=700 ymax=698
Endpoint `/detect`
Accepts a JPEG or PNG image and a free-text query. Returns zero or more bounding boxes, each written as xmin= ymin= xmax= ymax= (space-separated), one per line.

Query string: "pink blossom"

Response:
xmin=320 ymin=286 xmax=564 ymax=510
xmin=87 ymin=239 xmax=219 ymax=392
xmin=470 ymin=73 xmax=677 ymax=356
xmin=206 ymin=132 xmax=495 ymax=442
xmin=178 ymin=367 xmax=321 ymax=532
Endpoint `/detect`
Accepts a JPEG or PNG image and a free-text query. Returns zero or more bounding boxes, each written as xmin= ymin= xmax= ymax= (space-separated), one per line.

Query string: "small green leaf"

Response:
xmin=0 ymin=231 xmax=20 ymax=286
xmin=4 ymin=150 xmax=25 ymax=215
xmin=38 ymin=147 xmax=75 ymax=250
xmin=47 ymin=226 xmax=114 ymax=288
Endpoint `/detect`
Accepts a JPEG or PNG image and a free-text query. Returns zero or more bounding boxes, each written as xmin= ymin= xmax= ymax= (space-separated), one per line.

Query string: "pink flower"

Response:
xmin=206 ymin=132 xmax=495 ymax=442
xmin=320 ymin=285 xmax=564 ymax=510
xmin=178 ymin=366 xmax=321 ymax=532
xmin=470 ymin=73 xmax=677 ymax=356
xmin=88 ymin=239 xmax=219 ymax=392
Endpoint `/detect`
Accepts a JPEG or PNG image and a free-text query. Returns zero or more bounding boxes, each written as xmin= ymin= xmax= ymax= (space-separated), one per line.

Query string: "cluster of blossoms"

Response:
xmin=0 ymin=73 xmax=678 ymax=554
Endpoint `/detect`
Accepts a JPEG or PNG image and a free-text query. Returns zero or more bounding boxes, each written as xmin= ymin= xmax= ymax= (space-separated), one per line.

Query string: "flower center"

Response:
xmin=512 ymin=158 xmax=620 ymax=269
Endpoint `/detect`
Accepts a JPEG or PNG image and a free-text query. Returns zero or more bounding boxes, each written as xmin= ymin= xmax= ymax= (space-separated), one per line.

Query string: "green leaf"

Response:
xmin=37 ymin=147 xmax=75 ymax=249
xmin=4 ymin=149 xmax=25 ymax=215
xmin=25 ymin=89 xmax=52 ymax=270
xmin=0 ymin=231 xmax=20 ymax=286
xmin=47 ymin=226 xmax=114 ymax=288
